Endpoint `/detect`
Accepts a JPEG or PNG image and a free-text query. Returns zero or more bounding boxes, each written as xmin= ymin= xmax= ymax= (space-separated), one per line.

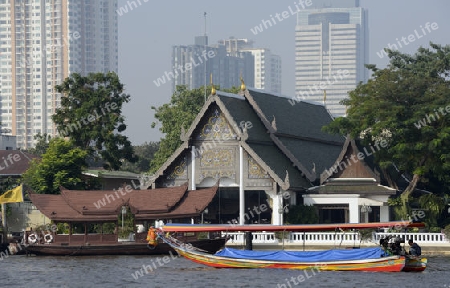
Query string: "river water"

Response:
xmin=1 ymin=254 xmax=449 ymax=288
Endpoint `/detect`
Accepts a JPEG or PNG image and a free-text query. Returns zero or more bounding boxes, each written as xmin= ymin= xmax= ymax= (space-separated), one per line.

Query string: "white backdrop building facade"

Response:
xmin=0 ymin=0 xmax=118 ymax=149
xmin=295 ymin=0 xmax=368 ymax=116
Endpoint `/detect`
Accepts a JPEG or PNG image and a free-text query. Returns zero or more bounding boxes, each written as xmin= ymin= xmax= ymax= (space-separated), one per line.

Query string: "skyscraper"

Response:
xmin=219 ymin=38 xmax=282 ymax=94
xmin=294 ymin=0 xmax=368 ymax=116
xmin=240 ymin=48 xmax=282 ymax=94
xmin=0 ymin=0 xmax=118 ymax=149
xmin=171 ymin=36 xmax=254 ymax=93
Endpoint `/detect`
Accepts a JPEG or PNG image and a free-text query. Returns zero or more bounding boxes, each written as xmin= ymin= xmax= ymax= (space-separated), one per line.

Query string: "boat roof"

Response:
xmin=161 ymin=221 xmax=425 ymax=232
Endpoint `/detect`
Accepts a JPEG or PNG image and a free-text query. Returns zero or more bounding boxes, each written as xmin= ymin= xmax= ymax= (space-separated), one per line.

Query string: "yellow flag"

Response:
xmin=0 ymin=185 xmax=23 ymax=204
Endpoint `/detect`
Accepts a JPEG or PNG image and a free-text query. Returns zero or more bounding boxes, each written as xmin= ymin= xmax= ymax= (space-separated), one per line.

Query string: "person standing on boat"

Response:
xmin=408 ymin=239 xmax=421 ymax=256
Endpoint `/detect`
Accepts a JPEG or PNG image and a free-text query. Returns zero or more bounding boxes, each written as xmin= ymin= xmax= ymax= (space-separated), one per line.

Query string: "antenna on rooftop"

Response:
xmin=204 ymin=12 xmax=207 ymax=103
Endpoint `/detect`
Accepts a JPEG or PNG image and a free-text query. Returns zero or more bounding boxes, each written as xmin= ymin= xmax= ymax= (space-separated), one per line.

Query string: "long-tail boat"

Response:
xmin=159 ymin=221 xmax=427 ymax=272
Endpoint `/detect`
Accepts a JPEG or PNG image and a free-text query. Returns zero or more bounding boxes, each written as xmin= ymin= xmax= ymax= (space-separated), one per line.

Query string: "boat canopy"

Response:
xmin=161 ymin=221 xmax=425 ymax=232
xmin=215 ymin=247 xmax=389 ymax=262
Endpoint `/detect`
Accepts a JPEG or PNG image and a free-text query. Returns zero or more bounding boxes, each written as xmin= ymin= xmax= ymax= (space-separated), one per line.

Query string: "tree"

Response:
xmin=150 ymin=85 xmax=239 ymax=172
xmin=22 ymin=138 xmax=98 ymax=194
xmin=26 ymin=133 xmax=51 ymax=157
xmin=324 ymin=43 xmax=450 ymax=218
xmin=52 ymin=72 xmax=137 ymax=170
xmin=120 ymin=141 xmax=159 ymax=173
xmin=417 ymin=193 xmax=446 ymax=230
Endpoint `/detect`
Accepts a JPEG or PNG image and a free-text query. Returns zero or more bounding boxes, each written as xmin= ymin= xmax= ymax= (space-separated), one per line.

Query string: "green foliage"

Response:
xmin=52 ymin=72 xmax=137 ymax=170
xmin=56 ymin=223 xmax=70 ymax=234
xmin=443 ymin=224 xmax=450 ymax=240
xmin=102 ymin=223 xmax=116 ymax=234
xmin=388 ymin=196 xmax=407 ymax=220
xmin=26 ymin=133 xmax=51 ymax=157
xmin=149 ymin=85 xmax=240 ymax=173
xmin=55 ymin=222 xmax=116 ymax=234
xmin=324 ymin=43 xmax=450 ymax=215
xmin=418 ymin=193 xmax=446 ymax=228
xmin=21 ymin=138 xmax=94 ymax=194
xmin=120 ymin=142 xmax=159 ymax=173
xmin=197 ymin=232 xmax=209 ymax=240
xmin=274 ymin=231 xmax=290 ymax=240
xmin=359 ymin=229 xmax=375 ymax=242
xmin=285 ymin=204 xmax=319 ymax=224
xmin=118 ymin=206 xmax=134 ymax=238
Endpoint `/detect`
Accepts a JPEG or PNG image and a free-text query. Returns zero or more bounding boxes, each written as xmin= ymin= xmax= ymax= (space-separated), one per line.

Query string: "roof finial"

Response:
xmin=210 ymin=73 xmax=216 ymax=95
xmin=240 ymin=75 xmax=246 ymax=91
xmin=323 ymin=90 xmax=327 ymax=106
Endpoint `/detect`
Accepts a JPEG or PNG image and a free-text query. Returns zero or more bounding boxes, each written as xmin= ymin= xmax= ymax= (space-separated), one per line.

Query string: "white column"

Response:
xmin=380 ymin=206 xmax=390 ymax=222
xmin=239 ymin=146 xmax=245 ymax=225
xmin=288 ymin=191 xmax=296 ymax=206
xmin=191 ymin=146 xmax=196 ymax=190
xmin=271 ymin=194 xmax=281 ymax=225
xmin=349 ymin=199 xmax=360 ymax=223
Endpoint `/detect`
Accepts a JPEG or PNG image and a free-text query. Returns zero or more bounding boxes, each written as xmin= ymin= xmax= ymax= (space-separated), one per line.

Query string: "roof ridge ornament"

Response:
xmin=271 ymin=115 xmax=277 ymax=131
xmin=210 ymin=73 xmax=216 ymax=95
xmin=282 ymin=170 xmax=290 ymax=190
xmin=240 ymin=76 xmax=246 ymax=91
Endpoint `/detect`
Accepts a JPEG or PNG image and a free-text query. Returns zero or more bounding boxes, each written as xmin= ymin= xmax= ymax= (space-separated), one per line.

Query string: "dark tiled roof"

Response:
xmin=128 ymin=183 xmax=188 ymax=214
xmin=246 ymin=89 xmax=344 ymax=144
xmin=29 ymin=193 xmax=118 ymax=222
xmin=135 ymin=185 xmax=218 ymax=220
xmin=217 ymin=94 xmax=269 ymax=143
xmin=308 ymin=180 xmax=397 ymax=195
xmin=29 ymin=183 xmax=214 ymax=222
xmin=278 ymin=136 xmax=342 ymax=179
xmin=60 ymin=188 xmax=126 ymax=215
xmin=218 ymin=94 xmax=310 ymax=189
xmin=247 ymin=143 xmax=310 ymax=189
xmin=0 ymin=150 xmax=38 ymax=176
xmin=218 ymin=90 xmax=344 ymax=185
xmin=244 ymin=89 xmax=345 ymax=182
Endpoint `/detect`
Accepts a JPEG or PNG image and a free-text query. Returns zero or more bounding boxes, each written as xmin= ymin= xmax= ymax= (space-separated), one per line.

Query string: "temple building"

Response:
xmin=145 ymin=84 xmax=397 ymax=225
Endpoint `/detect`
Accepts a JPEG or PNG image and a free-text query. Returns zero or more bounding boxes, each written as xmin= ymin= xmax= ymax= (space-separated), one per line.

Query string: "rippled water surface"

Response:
xmin=1 ymin=254 xmax=449 ymax=288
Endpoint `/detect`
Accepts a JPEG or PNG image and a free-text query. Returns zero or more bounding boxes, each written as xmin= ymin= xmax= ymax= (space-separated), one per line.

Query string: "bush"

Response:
xmin=443 ymin=224 xmax=450 ymax=240
xmin=285 ymin=204 xmax=318 ymax=224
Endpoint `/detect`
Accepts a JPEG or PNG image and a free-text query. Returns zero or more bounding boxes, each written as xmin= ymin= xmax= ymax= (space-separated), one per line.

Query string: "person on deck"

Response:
xmin=408 ymin=239 xmax=421 ymax=256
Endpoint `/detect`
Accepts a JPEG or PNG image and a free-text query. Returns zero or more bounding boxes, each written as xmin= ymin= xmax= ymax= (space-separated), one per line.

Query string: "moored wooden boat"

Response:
xmin=24 ymin=238 xmax=226 ymax=256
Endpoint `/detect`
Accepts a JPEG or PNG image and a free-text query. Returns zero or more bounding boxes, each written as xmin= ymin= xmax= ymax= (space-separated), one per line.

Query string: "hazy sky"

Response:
xmin=117 ymin=0 xmax=449 ymax=145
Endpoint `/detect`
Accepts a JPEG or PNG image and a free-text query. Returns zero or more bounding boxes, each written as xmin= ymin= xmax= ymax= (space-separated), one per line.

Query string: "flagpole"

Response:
xmin=1 ymin=203 xmax=6 ymax=243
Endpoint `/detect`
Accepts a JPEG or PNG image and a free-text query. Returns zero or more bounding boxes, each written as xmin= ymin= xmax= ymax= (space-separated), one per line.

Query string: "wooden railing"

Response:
xmin=374 ymin=232 xmax=447 ymax=244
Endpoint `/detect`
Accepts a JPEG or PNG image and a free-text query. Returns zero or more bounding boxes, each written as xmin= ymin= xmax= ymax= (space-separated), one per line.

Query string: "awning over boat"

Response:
xmin=215 ymin=247 xmax=389 ymax=262
xmin=161 ymin=221 xmax=425 ymax=232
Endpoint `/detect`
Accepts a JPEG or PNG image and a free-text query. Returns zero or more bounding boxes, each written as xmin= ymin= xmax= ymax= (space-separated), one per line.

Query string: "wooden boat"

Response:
xmin=24 ymin=237 xmax=226 ymax=256
xmin=378 ymin=235 xmax=427 ymax=272
xmin=159 ymin=221 xmax=427 ymax=272
xmin=159 ymin=232 xmax=405 ymax=272
xmin=403 ymin=256 xmax=427 ymax=272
